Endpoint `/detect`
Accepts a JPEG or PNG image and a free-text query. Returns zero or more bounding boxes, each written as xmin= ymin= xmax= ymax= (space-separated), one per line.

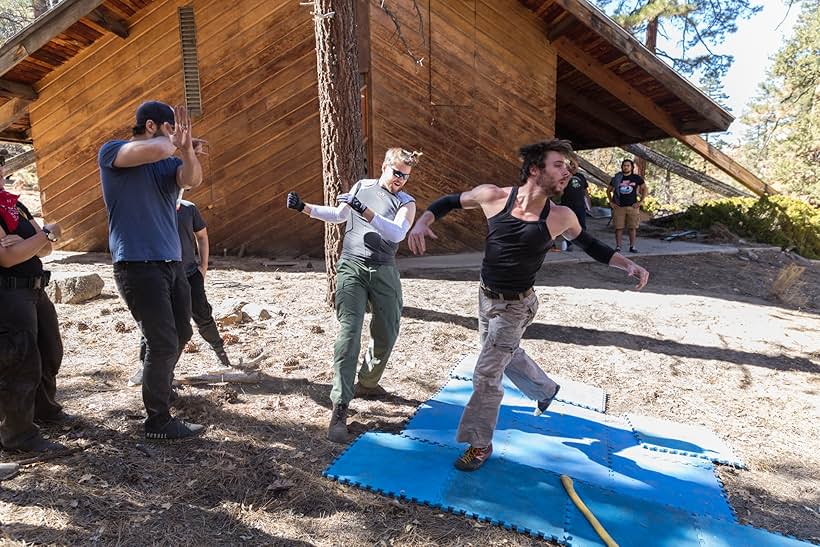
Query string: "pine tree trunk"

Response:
xmin=311 ymin=0 xmax=366 ymax=307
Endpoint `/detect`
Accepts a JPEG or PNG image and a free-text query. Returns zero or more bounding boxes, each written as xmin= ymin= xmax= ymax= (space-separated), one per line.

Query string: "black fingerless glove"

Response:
xmin=287 ymin=192 xmax=305 ymax=212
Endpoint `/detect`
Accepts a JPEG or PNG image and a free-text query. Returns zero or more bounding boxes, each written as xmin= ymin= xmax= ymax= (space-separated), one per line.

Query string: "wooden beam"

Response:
xmin=546 ymin=14 xmax=576 ymax=41
xmin=0 ymin=0 xmax=106 ymax=78
xmin=575 ymin=156 xmax=611 ymax=188
xmin=546 ymin=0 xmax=733 ymax=132
xmin=0 ymin=129 xmax=32 ymax=143
xmin=0 ymin=98 xmax=31 ymax=132
xmin=623 ymin=143 xmax=751 ymax=198
xmin=558 ymin=86 xmax=643 ymax=137
xmin=553 ymin=37 xmax=681 ymax=136
xmin=2 ymin=149 xmax=36 ymax=173
xmin=678 ymin=134 xmax=774 ymax=196
xmin=552 ymin=36 xmax=775 ymax=197
xmin=82 ymin=7 xmax=129 ymax=39
xmin=0 ymin=79 xmax=37 ymax=100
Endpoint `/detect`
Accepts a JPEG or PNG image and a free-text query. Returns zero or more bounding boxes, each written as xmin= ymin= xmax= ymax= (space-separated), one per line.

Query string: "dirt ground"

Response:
xmin=1 ymin=234 xmax=819 ymax=545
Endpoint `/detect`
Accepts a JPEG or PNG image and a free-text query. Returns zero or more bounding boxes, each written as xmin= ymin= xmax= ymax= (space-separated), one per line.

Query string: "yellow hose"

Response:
xmin=560 ymin=474 xmax=619 ymax=547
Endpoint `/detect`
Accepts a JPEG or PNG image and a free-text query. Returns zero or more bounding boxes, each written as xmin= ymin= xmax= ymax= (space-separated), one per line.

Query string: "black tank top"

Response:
xmin=480 ymin=186 xmax=553 ymax=292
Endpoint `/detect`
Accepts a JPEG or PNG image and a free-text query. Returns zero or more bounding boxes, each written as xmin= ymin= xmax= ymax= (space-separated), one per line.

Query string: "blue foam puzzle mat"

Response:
xmin=450 ymin=354 xmax=608 ymax=412
xmin=694 ymin=514 xmax=815 ymax=547
xmin=324 ymin=432 xmax=568 ymax=543
xmin=324 ymin=434 xmax=816 ymax=546
xmin=403 ymin=378 xmax=736 ymax=520
xmin=625 ymin=413 xmax=745 ymax=468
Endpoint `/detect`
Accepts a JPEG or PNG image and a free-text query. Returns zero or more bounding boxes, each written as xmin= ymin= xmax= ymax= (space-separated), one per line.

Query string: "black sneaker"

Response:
xmin=145 ymin=418 xmax=206 ymax=441
xmin=629 ymin=247 xmax=638 ymax=253
xmin=534 ymin=384 xmax=561 ymax=416
xmin=127 ymin=366 xmax=143 ymax=387
xmin=34 ymin=411 xmax=77 ymax=426
xmin=454 ymin=444 xmax=493 ymax=471
xmin=3 ymin=436 xmax=67 ymax=453
xmin=0 ymin=462 xmax=19 ymax=481
xmin=215 ymin=349 xmax=232 ymax=368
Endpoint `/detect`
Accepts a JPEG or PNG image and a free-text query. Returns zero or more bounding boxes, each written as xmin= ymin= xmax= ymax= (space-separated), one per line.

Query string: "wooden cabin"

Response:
xmin=0 ymin=0 xmax=733 ymax=256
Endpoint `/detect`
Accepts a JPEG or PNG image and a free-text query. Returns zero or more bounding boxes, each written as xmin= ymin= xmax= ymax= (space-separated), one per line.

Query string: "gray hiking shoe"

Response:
xmin=127 ymin=366 xmax=143 ymax=387
xmin=534 ymin=384 xmax=561 ymax=416
xmin=327 ymin=403 xmax=349 ymax=444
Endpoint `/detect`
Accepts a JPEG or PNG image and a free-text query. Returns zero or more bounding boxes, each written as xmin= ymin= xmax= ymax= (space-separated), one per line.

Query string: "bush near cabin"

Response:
xmin=674 ymin=195 xmax=820 ymax=259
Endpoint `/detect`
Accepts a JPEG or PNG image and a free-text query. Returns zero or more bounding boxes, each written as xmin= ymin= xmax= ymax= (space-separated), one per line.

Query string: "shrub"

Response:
xmin=673 ymin=195 xmax=820 ymax=258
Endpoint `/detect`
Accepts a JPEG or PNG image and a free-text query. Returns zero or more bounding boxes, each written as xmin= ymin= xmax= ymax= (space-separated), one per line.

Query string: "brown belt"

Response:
xmin=480 ymin=283 xmax=534 ymax=301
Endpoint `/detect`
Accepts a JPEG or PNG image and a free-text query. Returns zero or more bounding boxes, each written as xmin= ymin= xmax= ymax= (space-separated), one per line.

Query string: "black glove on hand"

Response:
xmin=337 ymin=193 xmax=367 ymax=215
xmin=287 ymin=192 xmax=305 ymax=212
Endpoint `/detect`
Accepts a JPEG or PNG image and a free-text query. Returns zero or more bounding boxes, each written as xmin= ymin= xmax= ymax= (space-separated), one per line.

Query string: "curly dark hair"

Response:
xmin=518 ymin=139 xmax=573 ymax=183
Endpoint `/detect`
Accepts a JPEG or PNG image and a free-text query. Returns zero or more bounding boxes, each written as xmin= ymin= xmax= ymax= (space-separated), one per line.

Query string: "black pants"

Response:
xmin=114 ymin=261 xmax=192 ymax=429
xmin=139 ymin=269 xmax=224 ymax=363
xmin=0 ymin=288 xmax=63 ymax=448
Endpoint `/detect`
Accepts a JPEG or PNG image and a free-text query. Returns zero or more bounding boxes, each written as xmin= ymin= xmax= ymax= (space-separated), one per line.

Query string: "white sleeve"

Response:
xmin=369 ymin=205 xmax=413 ymax=243
xmin=310 ymin=203 xmax=351 ymax=224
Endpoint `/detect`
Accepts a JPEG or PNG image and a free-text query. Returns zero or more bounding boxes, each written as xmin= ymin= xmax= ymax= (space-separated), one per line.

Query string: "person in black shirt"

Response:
xmin=560 ymin=155 xmax=590 ymax=251
xmin=607 ymin=159 xmax=647 ymax=253
xmin=408 ymin=139 xmax=649 ymax=471
xmin=0 ymin=151 xmax=68 ymax=453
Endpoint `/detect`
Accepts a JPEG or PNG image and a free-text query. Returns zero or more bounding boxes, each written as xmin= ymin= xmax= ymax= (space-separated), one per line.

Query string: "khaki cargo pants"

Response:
xmin=456 ymin=288 xmax=558 ymax=448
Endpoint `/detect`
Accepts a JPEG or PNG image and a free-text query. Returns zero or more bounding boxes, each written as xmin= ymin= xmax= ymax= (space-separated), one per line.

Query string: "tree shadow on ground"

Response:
xmin=402 ymin=306 xmax=818 ymax=373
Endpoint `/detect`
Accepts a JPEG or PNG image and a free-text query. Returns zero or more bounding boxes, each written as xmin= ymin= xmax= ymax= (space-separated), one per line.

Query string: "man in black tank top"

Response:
xmin=409 ymin=139 xmax=649 ymax=471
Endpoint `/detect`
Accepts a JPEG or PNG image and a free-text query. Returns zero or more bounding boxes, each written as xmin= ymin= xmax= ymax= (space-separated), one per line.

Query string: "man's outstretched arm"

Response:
xmin=408 ymin=185 xmax=504 ymax=255
xmin=560 ymin=209 xmax=649 ymax=289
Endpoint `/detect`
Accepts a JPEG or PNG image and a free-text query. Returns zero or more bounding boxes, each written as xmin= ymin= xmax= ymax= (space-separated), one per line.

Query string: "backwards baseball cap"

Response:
xmin=135 ymin=101 xmax=175 ymax=128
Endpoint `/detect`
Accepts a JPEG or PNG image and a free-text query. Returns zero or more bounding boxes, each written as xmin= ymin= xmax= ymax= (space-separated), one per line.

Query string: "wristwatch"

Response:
xmin=42 ymin=227 xmax=58 ymax=242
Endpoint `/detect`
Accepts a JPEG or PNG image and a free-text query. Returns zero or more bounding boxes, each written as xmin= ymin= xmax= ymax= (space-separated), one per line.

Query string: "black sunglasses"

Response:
xmin=391 ymin=168 xmax=410 ymax=181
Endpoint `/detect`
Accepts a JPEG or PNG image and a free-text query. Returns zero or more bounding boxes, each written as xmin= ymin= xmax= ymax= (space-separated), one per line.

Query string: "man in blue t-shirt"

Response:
xmin=129 ymin=198 xmax=232 ymax=385
xmin=99 ymin=101 xmax=206 ymax=441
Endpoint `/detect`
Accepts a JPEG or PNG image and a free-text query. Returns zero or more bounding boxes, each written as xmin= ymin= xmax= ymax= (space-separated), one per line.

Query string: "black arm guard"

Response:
xmin=572 ymin=230 xmax=616 ymax=264
xmin=427 ymin=193 xmax=462 ymax=220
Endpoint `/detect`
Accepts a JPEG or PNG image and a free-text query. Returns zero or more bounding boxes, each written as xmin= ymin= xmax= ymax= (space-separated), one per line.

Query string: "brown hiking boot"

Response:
xmin=328 ymin=403 xmax=349 ymax=444
xmin=353 ymin=382 xmax=389 ymax=399
xmin=454 ymin=444 xmax=493 ymax=471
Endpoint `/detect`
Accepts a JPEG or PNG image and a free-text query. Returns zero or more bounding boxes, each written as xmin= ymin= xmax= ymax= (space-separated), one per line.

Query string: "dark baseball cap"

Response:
xmin=135 ymin=101 xmax=175 ymax=127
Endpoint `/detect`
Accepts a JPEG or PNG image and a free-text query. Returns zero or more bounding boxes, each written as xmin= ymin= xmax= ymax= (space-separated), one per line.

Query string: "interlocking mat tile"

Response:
xmin=323 ymin=358 xmax=814 ymax=546
xmin=450 ymin=354 xmax=608 ymax=412
xmin=625 ymin=413 xmax=746 ymax=468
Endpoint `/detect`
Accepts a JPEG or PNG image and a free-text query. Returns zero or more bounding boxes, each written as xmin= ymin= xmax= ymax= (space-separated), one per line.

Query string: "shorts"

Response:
xmin=612 ymin=205 xmax=640 ymax=230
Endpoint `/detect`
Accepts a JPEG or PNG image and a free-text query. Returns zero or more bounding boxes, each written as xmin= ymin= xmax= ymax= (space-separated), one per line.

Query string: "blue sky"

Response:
xmin=718 ymin=1 xmax=801 ymax=141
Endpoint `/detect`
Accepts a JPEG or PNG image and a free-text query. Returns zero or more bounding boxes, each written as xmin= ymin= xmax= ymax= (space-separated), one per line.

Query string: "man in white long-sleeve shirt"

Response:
xmin=286 ymin=148 xmax=421 ymax=443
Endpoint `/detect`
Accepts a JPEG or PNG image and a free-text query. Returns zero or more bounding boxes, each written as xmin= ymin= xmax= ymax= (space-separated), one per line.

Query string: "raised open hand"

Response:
xmin=407 ymin=223 xmax=438 ymax=255
xmin=166 ymin=105 xmax=192 ymax=151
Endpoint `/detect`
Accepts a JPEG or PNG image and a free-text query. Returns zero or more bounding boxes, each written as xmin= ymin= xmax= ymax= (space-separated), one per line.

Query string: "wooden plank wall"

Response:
xmin=368 ymin=0 xmax=556 ymax=253
xmin=31 ymin=0 xmax=325 ymax=256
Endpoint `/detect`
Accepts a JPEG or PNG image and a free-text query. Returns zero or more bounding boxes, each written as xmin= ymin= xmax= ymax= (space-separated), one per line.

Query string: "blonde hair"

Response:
xmin=384 ymin=148 xmax=423 ymax=168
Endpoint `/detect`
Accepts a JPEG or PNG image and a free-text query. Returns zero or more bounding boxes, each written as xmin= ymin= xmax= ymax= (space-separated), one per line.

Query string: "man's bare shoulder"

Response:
xmin=471 ymin=184 xmax=511 ymax=201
